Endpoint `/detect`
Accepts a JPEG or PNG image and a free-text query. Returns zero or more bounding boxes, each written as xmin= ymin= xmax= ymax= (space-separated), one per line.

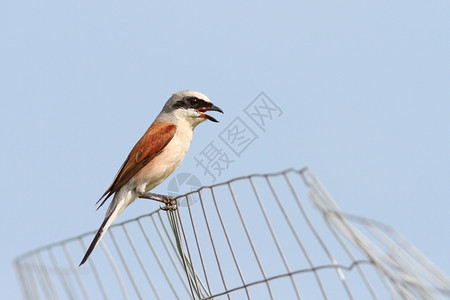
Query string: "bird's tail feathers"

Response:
xmin=79 ymin=193 xmax=131 ymax=266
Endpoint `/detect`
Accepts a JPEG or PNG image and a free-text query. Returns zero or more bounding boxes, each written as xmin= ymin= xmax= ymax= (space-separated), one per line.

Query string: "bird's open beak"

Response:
xmin=199 ymin=104 xmax=223 ymax=123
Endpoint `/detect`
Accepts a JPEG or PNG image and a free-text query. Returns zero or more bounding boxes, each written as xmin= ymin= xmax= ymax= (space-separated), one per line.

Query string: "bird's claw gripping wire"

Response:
xmin=138 ymin=192 xmax=178 ymax=211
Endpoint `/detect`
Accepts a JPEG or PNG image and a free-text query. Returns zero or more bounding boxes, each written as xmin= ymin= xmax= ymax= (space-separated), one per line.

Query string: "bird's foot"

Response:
xmin=138 ymin=192 xmax=178 ymax=211
xmin=160 ymin=196 xmax=177 ymax=211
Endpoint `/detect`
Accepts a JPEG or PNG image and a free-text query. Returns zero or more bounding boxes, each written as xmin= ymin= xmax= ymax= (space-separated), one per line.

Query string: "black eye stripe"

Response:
xmin=174 ymin=97 xmax=211 ymax=109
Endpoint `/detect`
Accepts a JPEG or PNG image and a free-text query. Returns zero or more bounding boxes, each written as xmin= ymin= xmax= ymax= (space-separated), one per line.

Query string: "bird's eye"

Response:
xmin=189 ymin=97 xmax=199 ymax=104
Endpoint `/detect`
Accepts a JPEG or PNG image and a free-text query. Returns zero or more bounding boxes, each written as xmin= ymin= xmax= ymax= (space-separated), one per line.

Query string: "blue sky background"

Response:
xmin=1 ymin=1 xmax=449 ymax=298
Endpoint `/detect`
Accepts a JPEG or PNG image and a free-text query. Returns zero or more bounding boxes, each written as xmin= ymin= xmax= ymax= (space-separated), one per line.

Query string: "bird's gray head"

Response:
xmin=160 ymin=90 xmax=223 ymax=127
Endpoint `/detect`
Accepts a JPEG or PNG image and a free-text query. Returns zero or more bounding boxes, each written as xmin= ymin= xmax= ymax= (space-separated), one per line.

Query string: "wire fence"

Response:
xmin=15 ymin=168 xmax=450 ymax=299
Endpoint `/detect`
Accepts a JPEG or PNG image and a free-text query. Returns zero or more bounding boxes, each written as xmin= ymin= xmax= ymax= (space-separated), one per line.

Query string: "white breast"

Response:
xmin=134 ymin=120 xmax=194 ymax=193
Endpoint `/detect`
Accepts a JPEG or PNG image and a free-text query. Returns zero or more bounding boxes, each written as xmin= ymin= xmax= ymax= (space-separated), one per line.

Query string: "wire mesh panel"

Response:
xmin=15 ymin=168 xmax=450 ymax=299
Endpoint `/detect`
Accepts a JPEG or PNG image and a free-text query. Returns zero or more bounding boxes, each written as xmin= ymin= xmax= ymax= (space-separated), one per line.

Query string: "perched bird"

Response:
xmin=79 ymin=90 xmax=223 ymax=266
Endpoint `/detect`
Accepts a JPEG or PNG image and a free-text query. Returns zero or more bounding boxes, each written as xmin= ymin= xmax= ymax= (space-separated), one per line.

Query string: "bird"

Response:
xmin=79 ymin=90 xmax=223 ymax=266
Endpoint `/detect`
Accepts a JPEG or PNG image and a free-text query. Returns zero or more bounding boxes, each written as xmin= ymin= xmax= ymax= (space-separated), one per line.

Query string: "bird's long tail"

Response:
xmin=79 ymin=191 xmax=134 ymax=266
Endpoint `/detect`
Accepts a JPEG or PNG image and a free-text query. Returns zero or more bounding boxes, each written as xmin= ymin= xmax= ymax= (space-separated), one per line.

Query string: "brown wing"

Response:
xmin=96 ymin=122 xmax=177 ymax=209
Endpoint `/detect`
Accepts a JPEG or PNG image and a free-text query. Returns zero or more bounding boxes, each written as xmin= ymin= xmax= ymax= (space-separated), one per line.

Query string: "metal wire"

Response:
xmin=15 ymin=168 xmax=450 ymax=299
